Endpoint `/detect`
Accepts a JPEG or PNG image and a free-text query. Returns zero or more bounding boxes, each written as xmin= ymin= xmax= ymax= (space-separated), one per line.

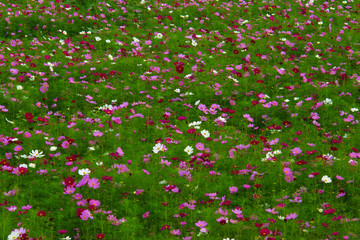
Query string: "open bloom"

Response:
xmin=29 ymin=150 xmax=44 ymax=158
xmin=184 ymin=146 xmax=193 ymax=155
xmin=321 ymin=175 xmax=332 ymax=183
xmin=201 ymin=129 xmax=210 ymax=138
xmin=78 ymin=168 xmax=91 ymax=176
xmin=195 ymin=220 xmax=208 ymax=228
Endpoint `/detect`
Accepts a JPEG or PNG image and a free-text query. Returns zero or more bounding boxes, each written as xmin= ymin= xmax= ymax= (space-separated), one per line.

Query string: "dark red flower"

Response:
xmin=253 ymin=68 xmax=261 ymax=74
xmin=96 ymin=233 xmax=105 ymax=239
xmin=160 ymin=225 xmax=170 ymax=230
xmin=102 ymin=176 xmax=113 ymax=181
xmin=64 ymin=177 xmax=75 ymax=186
xmin=330 ymin=146 xmax=338 ymax=151
xmin=37 ymin=210 xmax=46 ymax=217
xmin=259 ymin=228 xmax=271 ymax=236
xmin=176 ymin=65 xmax=184 ymax=74
xmin=18 ymin=167 xmax=27 ymax=175
xmin=292 ymin=67 xmax=299 ymax=73
xmin=25 ymin=112 xmax=34 ymax=122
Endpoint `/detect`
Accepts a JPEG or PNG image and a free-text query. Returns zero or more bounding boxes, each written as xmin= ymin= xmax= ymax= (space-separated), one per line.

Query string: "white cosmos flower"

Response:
xmin=155 ymin=33 xmax=163 ymax=39
xmin=323 ymin=98 xmax=333 ymax=105
xmin=8 ymin=231 xmax=20 ymax=240
xmin=16 ymin=85 xmax=23 ymax=90
xmin=95 ymin=36 xmax=101 ymax=41
xmin=153 ymin=143 xmax=164 ymax=154
xmin=29 ymin=163 xmax=36 ymax=168
xmin=50 ymin=146 xmax=57 ymax=151
xmin=350 ymin=108 xmax=358 ymax=112
xmin=184 ymin=146 xmax=194 ymax=155
xmin=216 ymin=117 xmax=227 ymax=123
xmin=19 ymin=164 xmax=28 ymax=168
xmin=321 ymin=175 xmax=332 ymax=183
xmin=201 ymin=129 xmax=210 ymax=138
xmin=175 ymin=88 xmax=180 ymax=93
xmin=29 ymin=150 xmax=45 ymax=158
xmin=78 ymin=168 xmax=91 ymax=176
xmin=273 ymin=150 xmax=282 ymax=155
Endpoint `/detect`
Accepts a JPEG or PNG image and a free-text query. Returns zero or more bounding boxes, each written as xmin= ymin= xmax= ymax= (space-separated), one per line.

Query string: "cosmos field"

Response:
xmin=0 ymin=0 xmax=360 ymax=239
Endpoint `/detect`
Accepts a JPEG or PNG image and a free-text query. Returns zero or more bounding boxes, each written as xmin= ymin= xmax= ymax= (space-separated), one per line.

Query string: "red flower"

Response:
xmin=187 ymin=128 xmax=196 ymax=134
xmin=233 ymin=49 xmax=239 ymax=54
xmin=25 ymin=112 xmax=34 ymax=122
xmin=219 ymin=220 xmax=227 ymax=225
xmin=18 ymin=167 xmax=27 ymax=175
xmin=259 ymin=228 xmax=271 ymax=236
xmin=292 ymin=67 xmax=299 ymax=73
xmin=96 ymin=233 xmax=105 ymax=239
xmin=282 ymin=121 xmax=291 ymax=127
xmin=176 ymin=65 xmax=184 ymax=74
xmin=64 ymin=177 xmax=75 ymax=186
xmin=160 ymin=225 xmax=170 ymax=230
xmin=37 ymin=210 xmax=46 ymax=217
xmin=330 ymin=146 xmax=338 ymax=151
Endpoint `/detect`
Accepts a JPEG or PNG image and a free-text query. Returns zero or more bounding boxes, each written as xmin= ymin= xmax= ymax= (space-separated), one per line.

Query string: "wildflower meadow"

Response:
xmin=1 ymin=0 xmax=360 ymax=239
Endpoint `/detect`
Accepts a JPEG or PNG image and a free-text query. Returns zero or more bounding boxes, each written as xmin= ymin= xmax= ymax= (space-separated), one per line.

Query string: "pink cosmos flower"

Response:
xmin=283 ymin=167 xmax=292 ymax=176
xmin=291 ymin=147 xmax=302 ymax=156
xmin=80 ymin=209 xmax=93 ymax=220
xmin=117 ymin=164 xmax=129 ymax=174
xmin=63 ymin=186 xmax=75 ymax=195
xmin=229 ymin=186 xmax=238 ymax=194
xmin=170 ymin=229 xmax=181 ymax=235
xmin=265 ymin=208 xmax=279 ymax=215
xmin=243 ymin=184 xmax=251 ymax=189
xmin=93 ymin=131 xmax=103 ymax=137
xmin=88 ymin=178 xmax=100 ymax=189
xmin=10 ymin=68 xmax=19 ymax=75
xmin=336 ymin=175 xmax=344 ymax=180
xmin=195 ymin=220 xmax=208 ymax=228
xmin=8 ymin=206 xmax=17 ymax=212
xmin=14 ymin=145 xmax=23 ymax=151
xmin=195 ymin=142 xmax=205 ymax=151
xmin=24 ymin=132 xmax=31 ymax=138
xmin=285 ymin=212 xmax=298 ymax=220
xmin=61 ymin=141 xmax=69 ymax=149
